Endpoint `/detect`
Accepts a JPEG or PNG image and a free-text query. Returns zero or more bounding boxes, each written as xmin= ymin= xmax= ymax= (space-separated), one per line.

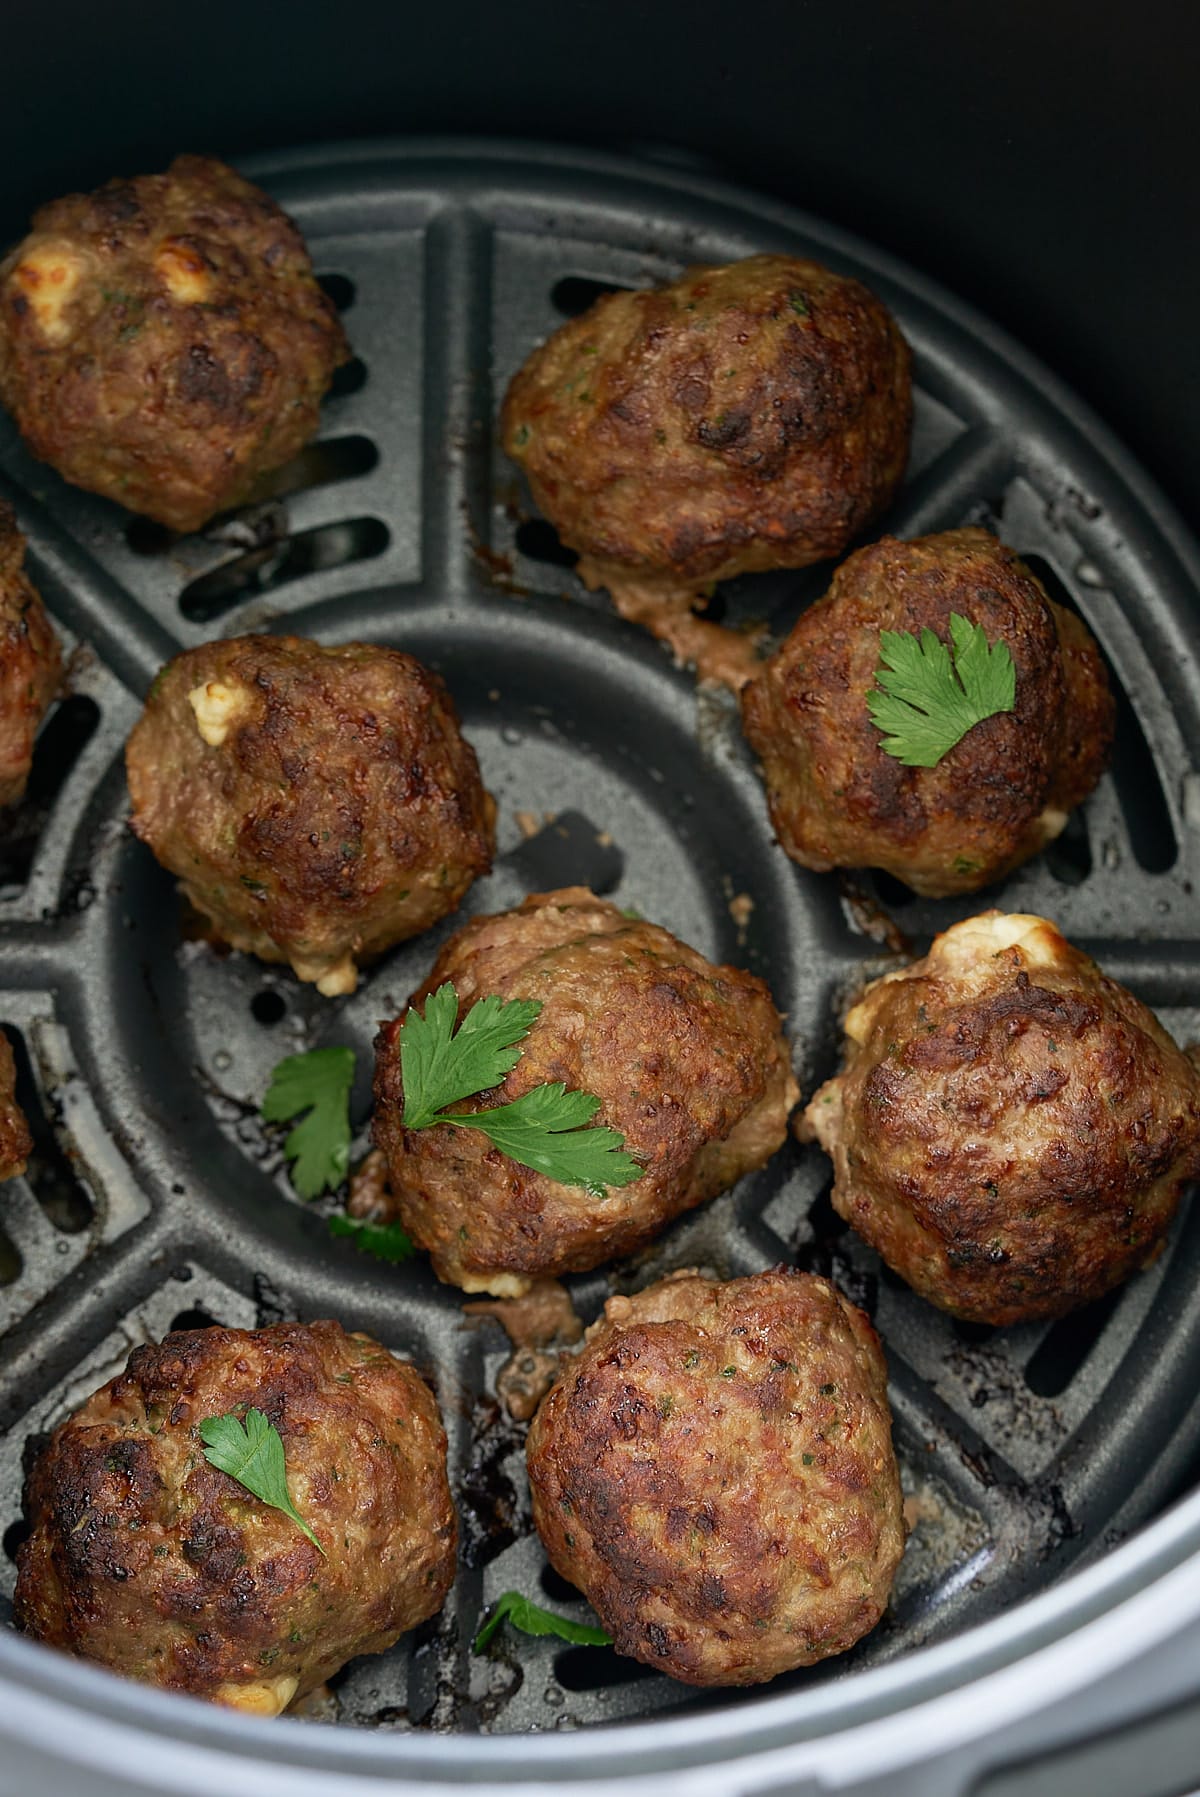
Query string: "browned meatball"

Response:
xmin=371 ymin=887 xmax=798 ymax=1293
xmin=0 ymin=502 xmax=61 ymax=809
xmin=0 ymin=155 xmax=349 ymax=532
xmin=125 ymin=636 xmax=496 ymax=995
xmin=740 ymin=529 xmax=1115 ymax=897
xmin=803 ymin=913 xmax=1200 ymax=1325
xmin=525 ymin=1267 xmax=904 ymax=1687
xmin=15 ymin=1319 xmax=456 ymax=1713
xmin=0 ymin=1028 xmax=32 ymax=1181
xmin=502 ymin=254 xmax=911 ymax=681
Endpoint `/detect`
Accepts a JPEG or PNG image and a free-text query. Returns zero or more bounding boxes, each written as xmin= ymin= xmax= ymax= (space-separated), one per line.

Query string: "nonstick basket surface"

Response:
xmin=1 ymin=137 xmax=1200 ymax=1746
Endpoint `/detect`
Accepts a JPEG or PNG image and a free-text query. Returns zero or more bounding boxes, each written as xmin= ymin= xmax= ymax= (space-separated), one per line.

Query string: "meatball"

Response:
xmin=0 ymin=502 xmax=61 ymax=809
xmin=525 ymin=1267 xmax=904 ymax=1687
xmin=0 ymin=155 xmax=350 ymax=532
xmin=14 ymin=1319 xmax=456 ymax=1713
xmin=502 ymin=254 xmax=911 ymax=679
xmin=371 ymin=887 xmax=798 ymax=1293
xmin=740 ymin=529 xmax=1115 ymax=897
xmin=803 ymin=912 xmax=1200 ymax=1325
xmin=0 ymin=1028 xmax=32 ymax=1181
xmin=125 ymin=635 xmax=496 ymax=995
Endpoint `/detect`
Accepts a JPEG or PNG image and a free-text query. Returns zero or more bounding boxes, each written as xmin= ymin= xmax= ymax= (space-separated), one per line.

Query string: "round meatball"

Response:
xmin=526 ymin=1267 xmax=904 ymax=1687
xmin=14 ymin=1319 xmax=456 ymax=1713
xmin=371 ymin=887 xmax=798 ymax=1293
xmin=740 ymin=529 xmax=1115 ymax=897
xmin=0 ymin=155 xmax=350 ymax=532
xmin=803 ymin=912 xmax=1200 ymax=1325
xmin=125 ymin=635 xmax=496 ymax=995
xmin=502 ymin=254 xmax=911 ymax=665
xmin=0 ymin=502 xmax=61 ymax=809
xmin=0 ymin=1027 xmax=32 ymax=1181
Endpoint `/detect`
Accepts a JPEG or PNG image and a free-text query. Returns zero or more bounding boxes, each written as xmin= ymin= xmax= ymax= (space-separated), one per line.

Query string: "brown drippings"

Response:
xmin=837 ymin=872 xmax=912 ymax=956
xmin=347 ymin=1147 xmax=391 ymax=1220
xmin=462 ymin=1278 xmax=584 ymax=1423
xmin=578 ymin=558 xmax=765 ymax=693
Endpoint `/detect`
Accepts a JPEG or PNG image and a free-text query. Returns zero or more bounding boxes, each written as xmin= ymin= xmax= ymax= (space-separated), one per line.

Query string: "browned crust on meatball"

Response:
xmin=371 ymin=887 xmax=798 ymax=1292
xmin=502 ymin=254 xmax=911 ymax=606
xmin=0 ymin=502 xmax=61 ymax=809
xmin=526 ymin=1267 xmax=904 ymax=1687
xmin=14 ymin=1320 xmax=456 ymax=1710
xmin=0 ymin=155 xmax=350 ymax=532
xmin=0 ymin=1027 xmax=32 ymax=1181
xmin=740 ymin=529 xmax=1114 ymax=897
xmin=125 ymin=635 xmax=495 ymax=994
xmin=803 ymin=913 xmax=1200 ymax=1325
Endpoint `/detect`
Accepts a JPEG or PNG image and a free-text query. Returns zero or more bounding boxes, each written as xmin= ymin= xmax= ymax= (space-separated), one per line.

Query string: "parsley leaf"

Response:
xmin=198 ymin=1408 xmax=325 ymax=1555
xmin=474 ymin=1590 xmax=612 ymax=1652
xmin=327 ymin=1212 xmax=416 ymax=1264
xmin=401 ymin=984 xmax=643 ymax=1195
xmin=262 ymin=1046 xmax=356 ymax=1200
xmin=867 ymin=613 xmax=1017 ymax=768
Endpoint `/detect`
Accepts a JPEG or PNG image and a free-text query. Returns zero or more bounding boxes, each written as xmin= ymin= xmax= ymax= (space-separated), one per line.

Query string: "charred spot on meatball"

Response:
xmin=502 ymin=254 xmax=911 ymax=681
xmin=0 ymin=502 xmax=61 ymax=810
xmin=0 ymin=1027 xmax=32 ymax=1181
xmin=125 ymin=635 xmax=496 ymax=996
xmin=14 ymin=1319 xmax=456 ymax=1712
xmin=740 ymin=528 xmax=1115 ymax=896
xmin=803 ymin=912 xmax=1200 ymax=1325
xmin=0 ymin=155 xmax=350 ymax=533
xmin=371 ymin=886 xmax=798 ymax=1293
xmin=526 ymin=1267 xmax=904 ymax=1687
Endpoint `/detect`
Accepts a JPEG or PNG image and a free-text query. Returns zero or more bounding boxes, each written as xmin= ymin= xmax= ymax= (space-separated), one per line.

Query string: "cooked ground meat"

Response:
xmin=740 ymin=529 xmax=1115 ymax=896
xmin=525 ymin=1267 xmax=904 ymax=1687
xmin=502 ymin=254 xmax=910 ymax=675
xmin=0 ymin=1028 xmax=32 ymax=1181
xmin=125 ymin=635 xmax=495 ymax=996
xmin=15 ymin=1319 xmax=456 ymax=1713
xmin=0 ymin=502 xmax=61 ymax=809
xmin=371 ymin=887 xmax=798 ymax=1293
xmin=0 ymin=155 xmax=349 ymax=532
xmin=803 ymin=912 xmax=1200 ymax=1324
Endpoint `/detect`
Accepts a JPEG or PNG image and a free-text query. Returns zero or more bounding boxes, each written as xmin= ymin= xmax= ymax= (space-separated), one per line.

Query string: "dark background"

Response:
xmin=2 ymin=1 xmax=1195 ymax=526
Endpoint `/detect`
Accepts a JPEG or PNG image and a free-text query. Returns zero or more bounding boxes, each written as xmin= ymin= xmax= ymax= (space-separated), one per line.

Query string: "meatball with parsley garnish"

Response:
xmin=502 ymin=254 xmax=910 ymax=685
xmin=0 ymin=155 xmax=349 ymax=532
xmin=125 ymin=634 xmax=496 ymax=996
xmin=15 ymin=1320 xmax=456 ymax=1714
xmin=370 ymin=886 xmax=799 ymax=1295
xmin=0 ymin=502 xmax=61 ymax=810
xmin=740 ymin=528 xmax=1114 ymax=896
xmin=0 ymin=1028 xmax=32 ymax=1181
xmin=803 ymin=911 xmax=1200 ymax=1325
xmin=526 ymin=1267 xmax=904 ymax=1687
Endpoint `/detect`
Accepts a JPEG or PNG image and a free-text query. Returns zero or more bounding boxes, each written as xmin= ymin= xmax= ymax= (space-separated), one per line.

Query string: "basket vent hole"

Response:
xmin=554 ymin=1645 xmax=652 ymax=1692
xmin=5 ymin=1025 xmax=92 ymax=1235
xmin=1043 ymin=806 xmax=1093 ymax=886
xmin=953 ymin=1318 xmax=997 ymax=1345
xmin=0 ymin=697 xmax=101 ymax=899
xmin=328 ymin=356 xmax=368 ymax=400
xmin=550 ymin=275 xmax=634 ymax=317
xmin=3 ymin=1518 xmax=29 ymax=1564
xmin=508 ymin=810 xmax=624 ymax=896
xmin=233 ymin=434 xmax=379 ymax=509
xmin=870 ymin=870 xmax=915 ymax=911
xmin=250 ymin=989 xmax=287 ymax=1026
xmin=1024 ymin=1287 xmax=1123 ymax=1398
xmin=0 ymin=1226 xmax=20 ymax=1287
xmin=317 ymin=273 xmax=356 ymax=312
xmin=514 ymin=518 xmax=579 ymax=570
xmin=169 ymin=1307 xmax=221 ymax=1333
xmin=539 ymin=1564 xmax=584 ymax=1605
xmin=180 ymin=516 xmax=390 ymax=624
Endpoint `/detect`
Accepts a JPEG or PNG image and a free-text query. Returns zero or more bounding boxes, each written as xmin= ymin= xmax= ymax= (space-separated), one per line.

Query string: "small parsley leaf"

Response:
xmin=327 ymin=1212 xmax=416 ymax=1264
xmin=867 ymin=613 xmax=1017 ymax=768
xmin=198 ymin=1408 xmax=325 ymax=1555
xmin=473 ymin=1590 xmax=612 ymax=1652
xmin=262 ymin=1046 xmax=356 ymax=1200
xmin=400 ymin=984 xmax=643 ymax=1195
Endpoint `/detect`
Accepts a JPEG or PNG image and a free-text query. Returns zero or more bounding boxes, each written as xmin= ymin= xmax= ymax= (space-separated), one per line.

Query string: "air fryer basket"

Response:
xmin=1 ymin=139 xmax=1200 ymax=1795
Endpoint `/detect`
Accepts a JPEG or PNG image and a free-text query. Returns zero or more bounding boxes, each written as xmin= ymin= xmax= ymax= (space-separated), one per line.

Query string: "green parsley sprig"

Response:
xmin=474 ymin=1590 xmax=612 ymax=1653
xmin=327 ymin=1212 xmax=416 ymax=1264
xmin=261 ymin=1046 xmax=356 ymax=1200
xmin=198 ymin=1408 xmax=325 ymax=1555
xmin=400 ymin=983 xmax=643 ymax=1198
xmin=867 ymin=614 xmax=1016 ymax=768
